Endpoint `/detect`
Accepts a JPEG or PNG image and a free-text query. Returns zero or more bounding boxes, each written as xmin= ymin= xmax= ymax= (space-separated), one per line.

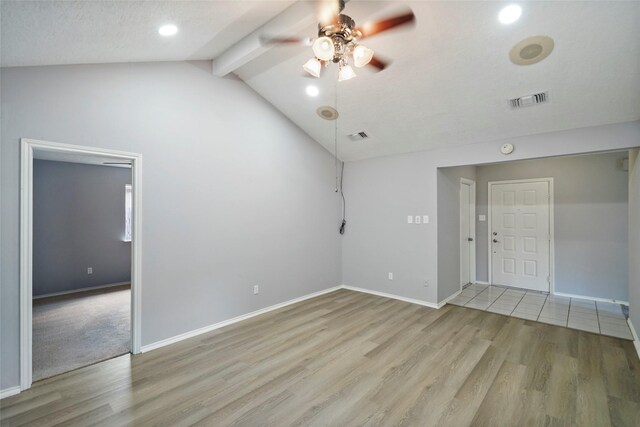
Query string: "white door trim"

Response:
xmin=460 ymin=178 xmax=476 ymax=289
xmin=20 ymin=138 xmax=143 ymax=391
xmin=487 ymin=177 xmax=555 ymax=293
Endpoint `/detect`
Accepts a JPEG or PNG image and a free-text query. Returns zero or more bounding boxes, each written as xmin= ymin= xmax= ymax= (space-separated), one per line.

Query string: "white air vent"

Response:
xmin=348 ymin=131 xmax=369 ymax=141
xmin=509 ymin=91 xmax=549 ymax=108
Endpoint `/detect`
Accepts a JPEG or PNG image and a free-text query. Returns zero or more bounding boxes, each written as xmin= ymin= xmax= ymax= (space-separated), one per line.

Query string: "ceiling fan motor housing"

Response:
xmin=318 ymin=14 xmax=360 ymax=63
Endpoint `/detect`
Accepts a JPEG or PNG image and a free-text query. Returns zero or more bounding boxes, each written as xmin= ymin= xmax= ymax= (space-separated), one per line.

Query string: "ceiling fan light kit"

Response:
xmin=305 ymin=11 xmax=372 ymax=80
xmin=262 ymin=0 xmax=415 ymax=81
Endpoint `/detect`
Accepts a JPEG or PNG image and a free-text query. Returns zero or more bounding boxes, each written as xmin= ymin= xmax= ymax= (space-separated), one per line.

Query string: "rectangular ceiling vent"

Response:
xmin=509 ymin=91 xmax=549 ymax=109
xmin=348 ymin=131 xmax=369 ymax=141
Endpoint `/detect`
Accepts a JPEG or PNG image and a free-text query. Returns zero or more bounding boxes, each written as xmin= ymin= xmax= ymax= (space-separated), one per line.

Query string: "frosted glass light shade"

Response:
xmin=312 ymin=37 xmax=335 ymax=61
xmin=303 ymin=58 xmax=322 ymax=77
xmin=338 ymin=64 xmax=357 ymax=81
xmin=353 ymin=45 xmax=374 ymax=68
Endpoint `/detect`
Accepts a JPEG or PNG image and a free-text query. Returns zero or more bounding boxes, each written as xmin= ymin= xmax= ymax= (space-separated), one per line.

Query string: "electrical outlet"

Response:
xmin=423 ymin=215 xmax=429 ymax=224
xmin=415 ymin=215 xmax=421 ymax=224
xmin=388 ymin=272 xmax=393 ymax=280
xmin=253 ymin=285 xmax=259 ymax=295
xmin=424 ymin=280 xmax=429 ymax=287
xmin=87 ymin=267 xmax=93 ymax=275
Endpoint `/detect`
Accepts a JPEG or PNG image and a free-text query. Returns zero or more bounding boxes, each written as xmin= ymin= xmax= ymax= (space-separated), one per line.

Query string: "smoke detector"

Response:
xmin=348 ymin=131 xmax=369 ymax=141
xmin=510 ymin=35 xmax=554 ymax=65
xmin=316 ymin=106 xmax=339 ymax=120
xmin=509 ymin=91 xmax=549 ymax=108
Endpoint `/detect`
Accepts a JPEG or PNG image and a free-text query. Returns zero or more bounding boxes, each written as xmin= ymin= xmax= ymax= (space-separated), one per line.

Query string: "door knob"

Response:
xmin=468 ymin=237 xmax=474 ymax=242
xmin=493 ymin=232 xmax=498 ymax=236
xmin=493 ymin=239 xmax=499 ymax=243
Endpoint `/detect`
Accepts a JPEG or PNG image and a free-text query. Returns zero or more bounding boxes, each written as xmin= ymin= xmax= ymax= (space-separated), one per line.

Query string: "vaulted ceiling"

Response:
xmin=2 ymin=1 xmax=639 ymax=161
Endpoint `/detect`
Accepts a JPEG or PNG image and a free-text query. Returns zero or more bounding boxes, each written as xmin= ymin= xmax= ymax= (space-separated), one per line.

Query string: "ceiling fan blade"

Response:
xmin=356 ymin=10 xmax=415 ymax=39
xmin=368 ymin=55 xmax=390 ymax=71
xmin=259 ymin=35 xmax=314 ymax=46
xmin=317 ymin=0 xmax=342 ymax=26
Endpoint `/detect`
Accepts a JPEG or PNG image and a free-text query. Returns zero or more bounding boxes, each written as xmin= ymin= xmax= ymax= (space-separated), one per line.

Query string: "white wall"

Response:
xmin=0 ymin=61 xmax=342 ymax=390
xmin=343 ymin=121 xmax=640 ymax=305
xmin=474 ymin=152 xmax=629 ymax=301
xmin=629 ymin=149 xmax=640 ymax=332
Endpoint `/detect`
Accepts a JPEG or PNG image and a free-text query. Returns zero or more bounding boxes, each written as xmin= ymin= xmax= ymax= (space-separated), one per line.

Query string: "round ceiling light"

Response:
xmin=509 ymin=35 xmax=554 ymax=65
xmin=158 ymin=24 xmax=178 ymax=36
xmin=498 ymin=5 xmax=522 ymax=24
xmin=316 ymin=106 xmax=339 ymax=120
xmin=305 ymin=85 xmax=319 ymax=97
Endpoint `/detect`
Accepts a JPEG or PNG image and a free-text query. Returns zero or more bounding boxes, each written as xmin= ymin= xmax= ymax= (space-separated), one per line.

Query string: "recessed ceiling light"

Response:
xmin=498 ymin=5 xmax=522 ymax=24
xmin=158 ymin=24 xmax=178 ymax=36
xmin=306 ymin=85 xmax=319 ymax=97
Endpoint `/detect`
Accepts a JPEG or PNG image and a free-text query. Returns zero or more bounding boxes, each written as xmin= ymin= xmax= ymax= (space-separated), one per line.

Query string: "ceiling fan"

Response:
xmin=261 ymin=0 xmax=415 ymax=81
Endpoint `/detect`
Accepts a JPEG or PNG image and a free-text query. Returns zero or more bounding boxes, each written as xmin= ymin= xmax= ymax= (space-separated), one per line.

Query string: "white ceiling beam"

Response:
xmin=212 ymin=1 xmax=318 ymax=77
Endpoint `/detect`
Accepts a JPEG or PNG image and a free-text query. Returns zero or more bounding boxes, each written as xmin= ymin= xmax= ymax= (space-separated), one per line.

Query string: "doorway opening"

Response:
xmin=438 ymin=149 xmax=631 ymax=299
xmin=438 ymin=149 xmax=633 ymax=338
xmin=20 ymin=139 xmax=142 ymax=391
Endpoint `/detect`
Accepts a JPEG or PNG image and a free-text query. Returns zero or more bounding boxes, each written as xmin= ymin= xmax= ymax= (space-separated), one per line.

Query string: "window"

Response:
xmin=124 ymin=184 xmax=132 ymax=242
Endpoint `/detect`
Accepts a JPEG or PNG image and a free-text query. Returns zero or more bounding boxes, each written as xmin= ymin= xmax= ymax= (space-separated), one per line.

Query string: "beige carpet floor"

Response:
xmin=32 ymin=285 xmax=130 ymax=381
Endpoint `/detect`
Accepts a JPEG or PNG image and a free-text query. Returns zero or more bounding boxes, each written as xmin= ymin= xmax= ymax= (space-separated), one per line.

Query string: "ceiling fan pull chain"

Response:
xmin=334 ymin=79 xmax=339 ymax=192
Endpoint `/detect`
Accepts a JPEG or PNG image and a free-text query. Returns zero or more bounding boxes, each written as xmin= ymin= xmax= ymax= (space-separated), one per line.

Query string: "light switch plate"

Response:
xmin=407 ymin=215 xmax=413 ymax=224
xmin=423 ymin=215 xmax=429 ymax=224
xmin=479 ymin=215 xmax=486 ymax=221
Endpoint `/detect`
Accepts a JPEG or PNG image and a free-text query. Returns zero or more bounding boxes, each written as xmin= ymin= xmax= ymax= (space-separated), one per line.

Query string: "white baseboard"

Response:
xmin=552 ymin=291 xmax=629 ymax=306
xmin=437 ymin=289 xmax=462 ymax=308
xmin=141 ymin=286 xmax=343 ymax=353
xmin=33 ymin=281 xmax=131 ymax=300
xmin=627 ymin=318 xmax=640 ymax=361
xmin=341 ymin=285 xmax=440 ymax=309
xmin=474 ymin=281 xmax=490 ymax=285
xmin=0 ymin=386 xmax=21 ymax=400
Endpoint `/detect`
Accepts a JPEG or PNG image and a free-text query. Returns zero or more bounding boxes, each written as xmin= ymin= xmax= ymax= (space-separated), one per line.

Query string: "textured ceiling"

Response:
xmin=2 ymin=1 xmax=640 ymax=161
xmin=0 ymin=0 xmax=294 ymax=67
xmin=237 ymin=1 xmax=640 ymax=161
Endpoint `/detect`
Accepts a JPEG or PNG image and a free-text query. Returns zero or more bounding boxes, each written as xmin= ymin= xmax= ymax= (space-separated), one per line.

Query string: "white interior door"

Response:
xmin=460 ymin=179 xmax=475 ymax=287
xmin=490 ymin=180 xmax=550 ymax=292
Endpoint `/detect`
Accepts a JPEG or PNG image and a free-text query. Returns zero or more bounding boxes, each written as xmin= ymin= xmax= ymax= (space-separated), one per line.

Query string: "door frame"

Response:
xmin=460 ymin=178 xmax=476 ymax=289
xmin=20 ymin=138 xmax=143 ymax=391
xmin=487 ymin=178 xmax=555 ymax=293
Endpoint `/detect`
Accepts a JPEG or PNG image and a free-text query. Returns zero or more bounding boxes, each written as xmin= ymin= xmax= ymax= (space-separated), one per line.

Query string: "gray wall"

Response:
xmin=474 ymin=152 xmax=629 ymax=301
xmin=1 ymin=61 xmax=342 ymax=390
xmin=629 ymin=149 xmax=640 ymax=332
xmin=342 ymin=121 xmax=640 ymax=307
xmin=436 ymin=165 xmax=476 ymax=300
xmin=33 ymin=160 xmax=132 ymax=296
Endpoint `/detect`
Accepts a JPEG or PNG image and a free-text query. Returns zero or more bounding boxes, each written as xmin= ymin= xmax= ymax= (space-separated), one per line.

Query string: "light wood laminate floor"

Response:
xmin=2 ymin=289 xmax=639 ymax=426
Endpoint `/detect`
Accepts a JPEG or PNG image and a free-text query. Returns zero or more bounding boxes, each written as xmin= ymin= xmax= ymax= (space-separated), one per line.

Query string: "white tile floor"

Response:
xmin=448 ymin=284 xmax=633 ymax=340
